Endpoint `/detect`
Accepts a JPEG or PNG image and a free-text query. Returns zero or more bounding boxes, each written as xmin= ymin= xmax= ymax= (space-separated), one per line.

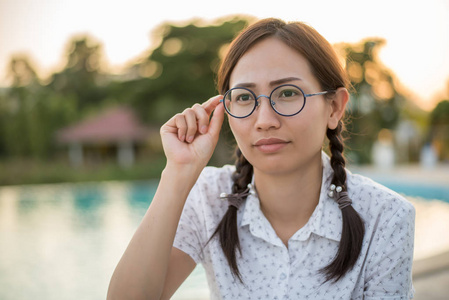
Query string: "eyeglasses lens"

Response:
xmin=224 ymin=89 xmax=256 ymax=118
xmin=224 ymin=85 xmax=305 ymax=118
xmin=271 ymin=85 xmax=305 ymax=116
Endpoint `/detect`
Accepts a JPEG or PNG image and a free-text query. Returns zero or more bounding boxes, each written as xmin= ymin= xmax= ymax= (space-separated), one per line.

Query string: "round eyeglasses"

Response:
xmin=221 ymin=84 xmax=335 ymax=118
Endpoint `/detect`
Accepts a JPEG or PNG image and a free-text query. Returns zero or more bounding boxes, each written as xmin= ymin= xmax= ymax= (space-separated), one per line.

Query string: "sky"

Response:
xmin=1 ymin=0 xmax=448 ymax=110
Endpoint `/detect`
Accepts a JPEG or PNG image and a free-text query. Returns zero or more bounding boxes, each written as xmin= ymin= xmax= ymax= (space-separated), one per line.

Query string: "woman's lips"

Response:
xmin=253 ymin=138 xmax=290 ymax=153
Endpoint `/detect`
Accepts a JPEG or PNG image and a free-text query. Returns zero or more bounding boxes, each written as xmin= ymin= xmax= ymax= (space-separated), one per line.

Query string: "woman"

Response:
xmin=107 ymin=18 xmax=415 ymax=300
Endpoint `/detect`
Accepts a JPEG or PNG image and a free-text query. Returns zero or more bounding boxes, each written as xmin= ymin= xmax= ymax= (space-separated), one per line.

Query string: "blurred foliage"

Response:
xmin=118 ymin=17 xmax=250 ymax=124
xmin=338 ymin=39 xmax=425 ymax=163
xmin=0 ymin=56 xmax=77 ymax=159
xmin=50 ymin=36 xmax=107 ymax=110
xmin=0 ymin=16 xmax=250 ymax=184
xmin=0 ymin=16 xmax=447 ymax=185
xmin=429 ymin=100 xmax=449 ymax=160
xmin=0 ymin=156 xmax=166 ymax=186
xmin=6 ymin=55 xmax=39 ymax=87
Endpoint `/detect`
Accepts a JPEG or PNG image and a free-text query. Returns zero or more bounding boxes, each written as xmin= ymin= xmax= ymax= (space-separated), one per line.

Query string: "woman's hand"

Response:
xmin=108 ymin=96 xmax=224 ymax=300
xmin=160 ymin=95 xmax=225 ymax=170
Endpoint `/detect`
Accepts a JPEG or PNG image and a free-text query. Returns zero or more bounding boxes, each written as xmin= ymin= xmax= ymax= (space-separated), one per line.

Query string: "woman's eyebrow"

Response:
xmin=233 ymin=82 xmax=256 ymax=88
xmin=232 ymin=77 xmax=302 ymax=89
xmin=269 ymin=77 xmax=302 ymax=86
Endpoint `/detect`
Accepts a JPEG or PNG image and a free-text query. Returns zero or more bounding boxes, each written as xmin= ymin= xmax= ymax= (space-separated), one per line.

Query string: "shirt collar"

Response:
xmin=239 ymin=151 xmax=342 ymax=245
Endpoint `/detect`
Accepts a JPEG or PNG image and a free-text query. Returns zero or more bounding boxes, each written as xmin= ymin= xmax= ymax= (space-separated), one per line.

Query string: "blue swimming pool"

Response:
xmin=377 ymin=180 xmax=449 ymax=203
xmin=0 ymin=177 xmax=446 ymax=300
xmin=0 ymin=181 xmax=211 ymax=300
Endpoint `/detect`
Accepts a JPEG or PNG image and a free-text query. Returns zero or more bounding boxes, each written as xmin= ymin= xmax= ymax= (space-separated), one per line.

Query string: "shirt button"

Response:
xmin=279 ymin=273 xmax=287 ymax=280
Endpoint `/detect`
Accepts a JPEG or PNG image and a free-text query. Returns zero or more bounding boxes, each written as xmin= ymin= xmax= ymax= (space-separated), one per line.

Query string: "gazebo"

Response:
xmin=56 ymin=106 xmax=154 ymax=167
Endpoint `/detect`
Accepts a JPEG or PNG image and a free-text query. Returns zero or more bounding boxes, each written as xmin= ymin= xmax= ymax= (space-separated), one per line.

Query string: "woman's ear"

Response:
xmin=327 ymin=87 xmax=349 ymax=130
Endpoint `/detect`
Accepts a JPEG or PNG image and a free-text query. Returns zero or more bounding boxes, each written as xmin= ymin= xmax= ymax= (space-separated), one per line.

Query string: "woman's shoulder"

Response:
xmin=187 ymin=164 xmax=235 ymax=206
xmin=196 ymin=164 xmax=235 ymax=190
xmin=346 ymin=171 xmax=415 ymax=222
xmin=198 ymin=164 xmax=236 ymax=180
xmin=182 ymin=165 xmax=236 ymax=232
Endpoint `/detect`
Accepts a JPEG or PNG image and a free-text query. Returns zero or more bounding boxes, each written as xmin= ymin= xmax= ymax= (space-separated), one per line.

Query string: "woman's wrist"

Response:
xmin=161 ymin=162 xmax=204 ymax=193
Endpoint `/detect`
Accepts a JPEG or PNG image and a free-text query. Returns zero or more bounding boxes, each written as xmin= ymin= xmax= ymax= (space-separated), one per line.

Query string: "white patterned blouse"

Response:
xmin=173 ymin=152 xmax=415 ymax=300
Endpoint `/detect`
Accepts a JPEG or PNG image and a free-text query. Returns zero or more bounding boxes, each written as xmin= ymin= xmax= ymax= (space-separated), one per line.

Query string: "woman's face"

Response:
xmin=228 ymin=37 xmax=335 ymax=175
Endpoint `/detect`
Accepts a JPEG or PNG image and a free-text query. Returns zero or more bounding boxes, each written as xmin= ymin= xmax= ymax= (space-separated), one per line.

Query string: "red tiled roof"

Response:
xmin=56 ymin=106 xmax=152 ymax=144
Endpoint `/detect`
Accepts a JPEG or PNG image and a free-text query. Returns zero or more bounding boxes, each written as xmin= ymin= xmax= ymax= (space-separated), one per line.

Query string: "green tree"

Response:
xmin=6 ymin=55 xmax=39 ymax=87
xmin=0 ymin=55 xmax=41 ymax=157
xmin=126 ymin=17 xmax=251 ymax=124
xmin=429 ymin=100 xmax=449 ymax=160
xmin=339 ymin=39 xmax=407 ymax=163
xmin=49 ymin=36 xmax=106 ymax=111
xmin=0 ymin=54 xmax=79 ymax=159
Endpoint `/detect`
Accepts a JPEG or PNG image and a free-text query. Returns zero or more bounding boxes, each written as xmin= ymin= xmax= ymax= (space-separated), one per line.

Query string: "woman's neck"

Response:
xmin=253 ymin=152 xmax=323 ymax=243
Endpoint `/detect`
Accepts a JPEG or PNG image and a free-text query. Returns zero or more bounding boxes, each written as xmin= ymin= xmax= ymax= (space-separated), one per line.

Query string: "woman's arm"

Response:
xmin=107 ymin=96 xmax=224 ymax=300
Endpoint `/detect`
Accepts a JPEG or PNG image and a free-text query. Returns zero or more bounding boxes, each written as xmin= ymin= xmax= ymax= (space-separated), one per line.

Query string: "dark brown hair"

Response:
xmin=211 ymin=18 xmax=364 ymax=283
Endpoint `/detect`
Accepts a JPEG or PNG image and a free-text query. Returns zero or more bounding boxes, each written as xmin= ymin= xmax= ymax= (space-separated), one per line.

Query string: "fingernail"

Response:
xmin=179 ymin=135 xmax=185 ymax=142
xmin=200 ymin=126 xmax=207 ymax=134
xmin=187 ymin=136 xmax=194 ymax=143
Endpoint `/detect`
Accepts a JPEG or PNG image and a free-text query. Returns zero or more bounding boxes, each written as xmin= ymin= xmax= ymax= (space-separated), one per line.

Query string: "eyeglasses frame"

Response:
xmin=220 ymin=84 xmax=336 ymax=119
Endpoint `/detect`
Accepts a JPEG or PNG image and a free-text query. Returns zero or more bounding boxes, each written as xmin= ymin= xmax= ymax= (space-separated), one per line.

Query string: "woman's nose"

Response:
xmin=254 ymin=96 xmax=281 ymax=130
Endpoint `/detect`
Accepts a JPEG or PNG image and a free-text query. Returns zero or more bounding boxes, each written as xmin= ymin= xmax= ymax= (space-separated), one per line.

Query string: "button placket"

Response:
xmin=275 ymin=246 xmax=290 ymax=298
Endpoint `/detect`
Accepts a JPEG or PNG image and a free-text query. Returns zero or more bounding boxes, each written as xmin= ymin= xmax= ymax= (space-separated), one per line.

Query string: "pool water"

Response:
xmin=0 ymin=181 xmax=210 ymax=300
xmin=0 ymin=179 xmax=447 ymax=300
xmin=351 ymin=166 xmax=449 ymax=203
xmin=371 ymin=179 xmax=449 ymax=203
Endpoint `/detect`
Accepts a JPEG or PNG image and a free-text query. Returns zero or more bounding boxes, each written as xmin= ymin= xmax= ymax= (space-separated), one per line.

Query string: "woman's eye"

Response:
xmin=236 ymin=94 xmax=252 ymax=101
xmin=281 ymin=90 xmax=296 ymax=97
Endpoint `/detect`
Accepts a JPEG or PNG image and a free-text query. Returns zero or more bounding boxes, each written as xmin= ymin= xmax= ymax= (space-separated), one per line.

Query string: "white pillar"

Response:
xmin=69 ymin=143 xmax=83 ymax=167
xmin=118 ymin=141 xmax=134 ymax=168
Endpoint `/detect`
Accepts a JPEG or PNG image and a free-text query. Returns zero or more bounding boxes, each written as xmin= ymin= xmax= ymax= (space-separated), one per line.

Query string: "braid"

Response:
xmin=210 ymin=147 xmax=253 ymax=282
xmin=328 ymin=122 xmax=346 ymax=187
xmin=321 ymin=121 xmax=365 ymax=282
xmin=232 ymin=148 xmax=254 ymax=193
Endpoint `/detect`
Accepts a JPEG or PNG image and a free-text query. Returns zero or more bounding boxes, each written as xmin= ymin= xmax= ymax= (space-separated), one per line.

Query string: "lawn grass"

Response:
xmin=0 ymin=156 xmax=167 ymax=186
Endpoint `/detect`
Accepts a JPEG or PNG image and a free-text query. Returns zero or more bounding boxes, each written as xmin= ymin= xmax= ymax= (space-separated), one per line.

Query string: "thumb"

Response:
xmin=207 ymin=100 xmax=225 ymax=138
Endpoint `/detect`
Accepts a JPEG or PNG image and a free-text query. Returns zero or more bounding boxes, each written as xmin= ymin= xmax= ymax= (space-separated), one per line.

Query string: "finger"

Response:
xmin=160 ymin=115 xmax=177 ymax=134
xmin=192 ymin=103 xmax=210 ymax=134
xmin=174 ymin=114 xmax=187 ymax=142
xmin=207 ymin=101 xmax=225 ymax=138
xmin=202 ymin=95 xmax=223 ymax=115
xmin=183 ymin=108 xmax=198 ymax=143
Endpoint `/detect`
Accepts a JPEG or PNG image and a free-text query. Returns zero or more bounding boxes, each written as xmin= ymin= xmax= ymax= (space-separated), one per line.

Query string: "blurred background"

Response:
xmin=0 ymin=0 xmax=448 ymax=299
